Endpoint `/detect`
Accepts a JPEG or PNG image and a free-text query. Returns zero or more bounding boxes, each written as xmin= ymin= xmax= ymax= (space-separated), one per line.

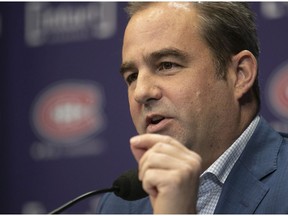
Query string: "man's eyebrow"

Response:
xmin=120 ymin=62 xmax=136 ymax=76
xmin=120 ymin=48 xmax=189 ymax=75
xmin=148 ymin=48 xmax=189 ymax=63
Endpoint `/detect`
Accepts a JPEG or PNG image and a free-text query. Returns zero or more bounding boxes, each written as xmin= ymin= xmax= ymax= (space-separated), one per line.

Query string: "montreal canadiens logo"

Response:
xmin=32 ymin=80 xmax=105 ymax=145
xmin=267 ymin=62 xmax=288 ymax=121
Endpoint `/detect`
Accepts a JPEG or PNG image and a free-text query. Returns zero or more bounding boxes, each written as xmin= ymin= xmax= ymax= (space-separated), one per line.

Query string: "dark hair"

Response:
xmin=125 ymin=2 xmax=261 ymax=109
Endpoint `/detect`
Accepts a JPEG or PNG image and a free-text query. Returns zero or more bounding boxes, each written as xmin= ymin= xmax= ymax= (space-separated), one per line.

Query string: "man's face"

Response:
xmin=121 ymin=3 xmax=236 ymax=157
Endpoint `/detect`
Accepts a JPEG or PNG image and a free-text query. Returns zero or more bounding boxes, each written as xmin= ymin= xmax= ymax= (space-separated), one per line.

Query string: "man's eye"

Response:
xmin=126 ymin=73 xmax=138 ymax=85
xmin=159 ymin=62 xmax=176 ymax=71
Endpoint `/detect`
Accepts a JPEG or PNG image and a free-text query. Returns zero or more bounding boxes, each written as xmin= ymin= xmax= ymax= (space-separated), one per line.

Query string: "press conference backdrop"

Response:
xmin=0 ymin=2 xmax=287 ymax=213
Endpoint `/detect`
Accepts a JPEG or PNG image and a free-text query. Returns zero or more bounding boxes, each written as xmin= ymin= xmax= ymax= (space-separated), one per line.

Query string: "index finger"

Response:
xmin=130 ymin=133 xmax=181 ymax=162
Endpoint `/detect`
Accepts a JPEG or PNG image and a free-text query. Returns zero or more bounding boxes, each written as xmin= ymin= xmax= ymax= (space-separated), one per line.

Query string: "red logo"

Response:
xmin=32 ymin=80 xmax=105 ymax=145
xmin=267 ymin=62 xmax=288 ymax=121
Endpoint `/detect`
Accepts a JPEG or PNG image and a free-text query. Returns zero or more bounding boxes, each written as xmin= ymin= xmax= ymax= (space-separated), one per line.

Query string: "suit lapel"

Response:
xmin=214 ymin=118 xmax=282 ymax=213
xmin=214 ymin=163 xmax=269 ymax=213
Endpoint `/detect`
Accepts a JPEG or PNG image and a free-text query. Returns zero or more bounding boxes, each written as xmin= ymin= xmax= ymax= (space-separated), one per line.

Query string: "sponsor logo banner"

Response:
xmin=25 ymin=2 xmax=117 ymax=47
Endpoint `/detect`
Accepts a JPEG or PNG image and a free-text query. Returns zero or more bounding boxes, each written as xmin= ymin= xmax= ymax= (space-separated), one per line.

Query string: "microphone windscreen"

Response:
xmin=113 ymin=169 xmax=148 ymax=201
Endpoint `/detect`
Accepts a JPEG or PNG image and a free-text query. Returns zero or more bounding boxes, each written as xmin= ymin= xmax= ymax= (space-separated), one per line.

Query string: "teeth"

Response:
xmin=152 ymin=116 xmax=163 ymax=121
xmin=151 ymin=116 xmax=164 ymax=124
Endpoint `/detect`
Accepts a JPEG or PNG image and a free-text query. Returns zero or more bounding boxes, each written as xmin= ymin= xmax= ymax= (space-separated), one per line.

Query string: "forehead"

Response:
xmin=125 ymin=2 xmax=197 ymax=34
xmin=122 ymin=2 xmax=203 ymax=58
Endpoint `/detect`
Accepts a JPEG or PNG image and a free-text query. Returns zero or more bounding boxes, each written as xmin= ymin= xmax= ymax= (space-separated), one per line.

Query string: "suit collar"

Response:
xmin=214 ymin=117 xmax=282 ymax=213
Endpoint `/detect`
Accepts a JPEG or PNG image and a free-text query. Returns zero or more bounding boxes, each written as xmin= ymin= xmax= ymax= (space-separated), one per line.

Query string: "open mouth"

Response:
xmin=145 ymin=114 xmax=171 ymax=133
xmin=147 ymin=115 xmax=165 ymax=125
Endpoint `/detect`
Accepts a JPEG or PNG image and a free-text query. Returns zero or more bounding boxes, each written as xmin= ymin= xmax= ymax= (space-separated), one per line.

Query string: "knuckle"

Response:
xmin=164 ymin=136 xmax=174 ymax=144
xmin=154 ymin=142 xmax=166 ymax=151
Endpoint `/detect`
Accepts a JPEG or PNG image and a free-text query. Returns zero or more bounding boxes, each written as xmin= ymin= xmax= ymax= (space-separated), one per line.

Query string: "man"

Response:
xmin=97 ymin=2 xmax=288 ymax=214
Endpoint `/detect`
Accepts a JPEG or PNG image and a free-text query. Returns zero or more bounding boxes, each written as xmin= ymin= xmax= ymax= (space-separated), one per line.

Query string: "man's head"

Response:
xmin=125 ymin=2 xmax=260 ymax=108
xmin=121 ymin=2 xmax=259 ymax=168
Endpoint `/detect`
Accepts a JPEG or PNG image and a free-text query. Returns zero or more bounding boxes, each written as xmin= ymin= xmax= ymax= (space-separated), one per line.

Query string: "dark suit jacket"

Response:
xmin=96 ymin=117 xmax=288 ymax=214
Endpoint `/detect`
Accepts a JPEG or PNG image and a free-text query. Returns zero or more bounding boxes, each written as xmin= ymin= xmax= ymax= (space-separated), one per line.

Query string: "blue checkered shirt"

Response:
xmin=196 ymin=116 xmax=260 ymax=214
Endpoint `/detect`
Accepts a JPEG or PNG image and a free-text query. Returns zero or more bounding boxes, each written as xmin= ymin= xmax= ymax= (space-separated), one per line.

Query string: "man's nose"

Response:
xmin=133 ymin=71 xmax=162 ymax=105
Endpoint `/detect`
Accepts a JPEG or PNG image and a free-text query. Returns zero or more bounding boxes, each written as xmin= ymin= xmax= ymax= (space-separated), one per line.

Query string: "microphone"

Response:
xmin=113 ymin=169 xmax=148 ymax=201
xmin=49 ymin=169 xmax=148 ymax=214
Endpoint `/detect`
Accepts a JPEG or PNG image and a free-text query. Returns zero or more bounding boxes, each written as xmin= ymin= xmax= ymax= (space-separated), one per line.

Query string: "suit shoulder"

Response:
xmin=96 ymin=192 xmax=152 ymax=214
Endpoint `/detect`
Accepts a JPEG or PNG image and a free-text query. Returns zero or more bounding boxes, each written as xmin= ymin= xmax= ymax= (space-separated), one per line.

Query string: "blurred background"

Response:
xmin=0 ymin=2 xmax=287 ymax=213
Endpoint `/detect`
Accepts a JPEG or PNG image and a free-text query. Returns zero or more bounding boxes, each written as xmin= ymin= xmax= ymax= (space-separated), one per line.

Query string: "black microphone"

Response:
xmin=49 ymin=169 xmax=148 ymax=214
xmin=113 ymin=169 xmax=148 ymax=201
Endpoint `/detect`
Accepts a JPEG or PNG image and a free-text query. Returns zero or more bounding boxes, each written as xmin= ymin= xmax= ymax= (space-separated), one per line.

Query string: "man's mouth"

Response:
xmin=149 ymin=115 xmax=165 ymax=125
xmin=145 ymin=115 xmax=170 ymax=133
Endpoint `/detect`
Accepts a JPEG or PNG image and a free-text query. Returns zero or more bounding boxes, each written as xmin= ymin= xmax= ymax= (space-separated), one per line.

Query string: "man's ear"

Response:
xmin=231 ymin=50 xmax=258 ymax=100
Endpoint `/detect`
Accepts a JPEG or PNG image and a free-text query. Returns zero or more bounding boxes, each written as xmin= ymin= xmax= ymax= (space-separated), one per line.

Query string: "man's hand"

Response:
xmin=130 ymin=134 xmax=202 ymax=214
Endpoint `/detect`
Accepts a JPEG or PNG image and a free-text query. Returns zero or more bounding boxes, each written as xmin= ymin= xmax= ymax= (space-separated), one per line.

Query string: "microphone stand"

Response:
xmin=49 ymin=187 xmax=117 ymax=214
xmin=49 ymin=169 xmax=147 ymax=214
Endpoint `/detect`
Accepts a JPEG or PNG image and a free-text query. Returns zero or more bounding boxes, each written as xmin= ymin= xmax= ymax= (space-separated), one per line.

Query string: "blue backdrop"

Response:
xmin=1 ymin=2 xmax=288 ymax=213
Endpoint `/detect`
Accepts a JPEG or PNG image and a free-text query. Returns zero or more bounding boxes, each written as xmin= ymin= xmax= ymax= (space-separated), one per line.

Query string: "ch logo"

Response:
xmin=31 ymin=80 xmax=106 ymax=146
xmin=267 ymin=62 xmax=288 ymax=121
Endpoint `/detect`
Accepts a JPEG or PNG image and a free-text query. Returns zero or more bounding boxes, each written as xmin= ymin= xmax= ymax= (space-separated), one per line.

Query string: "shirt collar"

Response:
xmin=201 ymin=116 xmax=260 ymax=184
